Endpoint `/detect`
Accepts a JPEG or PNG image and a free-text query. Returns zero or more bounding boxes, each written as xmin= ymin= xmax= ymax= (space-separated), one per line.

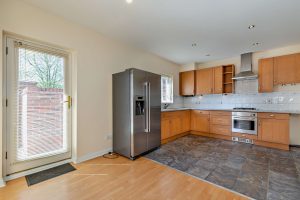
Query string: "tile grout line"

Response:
xmin=265 ymin=157 xmax=271 ymax=200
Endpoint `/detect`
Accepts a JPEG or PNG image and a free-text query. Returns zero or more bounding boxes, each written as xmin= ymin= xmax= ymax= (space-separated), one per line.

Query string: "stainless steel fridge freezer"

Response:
xmin=113 ymin=68 xmax=161 ymax=159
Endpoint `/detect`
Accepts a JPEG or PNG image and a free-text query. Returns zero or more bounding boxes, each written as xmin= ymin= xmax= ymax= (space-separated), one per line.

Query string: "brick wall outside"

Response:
xmin=18 ymin=81 xmax=64 ymax=158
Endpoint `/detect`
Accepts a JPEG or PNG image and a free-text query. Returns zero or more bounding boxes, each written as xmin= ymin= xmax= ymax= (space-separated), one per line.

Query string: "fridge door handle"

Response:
xmin=148 ymin=82 xmax=151 ymax=133
xmin=144 ymin=82 xmax=149 ymax=132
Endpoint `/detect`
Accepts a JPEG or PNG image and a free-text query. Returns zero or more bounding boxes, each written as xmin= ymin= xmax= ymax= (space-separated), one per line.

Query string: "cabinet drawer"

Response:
xmin=258 ymin=113 xmax=289 ymax=120
xmin=161 ymin=111 xmax=178 ymax=119
xmin=210 ymin=125 xmax=231 ymax=136
xmin=192 ymin=110 xmax=210 ymax=115
xmin=232 ymin=132 xmax=258 ymax=140
xmin=210 ymin=111 xmax=231 ymax=116
xmin=210 ymin=115 xmax=231 ymax=126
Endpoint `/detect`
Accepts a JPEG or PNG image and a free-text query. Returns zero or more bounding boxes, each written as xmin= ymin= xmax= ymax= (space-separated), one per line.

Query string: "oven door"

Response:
xmin=232 ymin=117 xmax=257 ymax=135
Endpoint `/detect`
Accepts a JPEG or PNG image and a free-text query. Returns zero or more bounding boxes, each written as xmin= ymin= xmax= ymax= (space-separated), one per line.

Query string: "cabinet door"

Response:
xmin=258 ymin=58 xmax=274 ymax=93
xmin=295 ymin=53 xmax=300 ymax=83
xmin=259 ymin=118 xmax=274 ymax=142
xmin=274 ymin=54 xmax=296 ymax=85
xmin=191 ymin=111 xmax=210 ymax=132
xmin=181 ymin=111 xmax=191 ymax=132
xmin=170 ymin=117 xmax=182 ymax=136
xmin=180 ymin=71 xmax=195 ymax=96
xmin=161 ymin=118 xmax=171 ymax=140
xmin=273 ymin=120 xmax=289 ymax=144
xmin=213 ymin=66 xmax=223 ymax=94
xmin=259 ymin=118 xmax=289 ymax=145
xmin=196 ymin=68 xmax=213 ymax=95
xmin=210 ymin=125 xmax=231 ymax=136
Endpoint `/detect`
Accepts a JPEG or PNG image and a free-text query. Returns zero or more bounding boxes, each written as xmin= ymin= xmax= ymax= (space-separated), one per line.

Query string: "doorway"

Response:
xmin=4 ymin=36 xmax=72 ymax=175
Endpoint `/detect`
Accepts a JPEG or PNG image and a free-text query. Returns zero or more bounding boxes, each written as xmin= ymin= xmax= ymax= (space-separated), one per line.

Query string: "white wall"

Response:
xmin=0 ymin=0 xmax=180 ymax=179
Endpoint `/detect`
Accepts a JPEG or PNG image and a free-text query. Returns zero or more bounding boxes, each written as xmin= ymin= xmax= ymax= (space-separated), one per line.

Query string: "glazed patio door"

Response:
xmin=5 ymin=36 xmax=72 ymax=175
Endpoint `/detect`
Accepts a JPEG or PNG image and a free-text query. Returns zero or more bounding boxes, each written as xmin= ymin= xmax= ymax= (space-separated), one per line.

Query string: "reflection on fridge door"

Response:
xmin=113 ymin=68 xmax=161 ymax=160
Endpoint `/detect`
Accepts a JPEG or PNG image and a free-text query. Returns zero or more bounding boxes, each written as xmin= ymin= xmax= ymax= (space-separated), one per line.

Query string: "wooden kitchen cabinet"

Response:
xmin=161 ymin=110 xmax=191 ymax=142
xmin=258 ymin=58 xmax=274 ymax=93
xmin=161 ymin=118 xmax=171 ymax=140
xmin=296 ymin=53 xmax=300 ymax=82
xmin=180 ymin=70 xmax=195 ymax=96
xmin=258 ymin=113 xmax=289 ymax=145
xmin=190 ymin=110 xmax=210 ymax=133
xmin=181 ymin=110 xmax=191 ymax=132
xmin=274 ymin=53 xmax=300 ymax=85
xmin=210 ymin=111 xmax=232 ymax=136
xmin=170 ymin=116 xmax=182 ymax=137
xmin=213 ymin=66 xmax=223 ymax=94
xmin=195 ymin=68 xmax=213 ymax=95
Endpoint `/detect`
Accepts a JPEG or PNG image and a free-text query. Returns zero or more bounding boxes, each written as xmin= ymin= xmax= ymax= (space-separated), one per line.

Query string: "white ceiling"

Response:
xmin=22 ymin=0 xmax=300 ymax=64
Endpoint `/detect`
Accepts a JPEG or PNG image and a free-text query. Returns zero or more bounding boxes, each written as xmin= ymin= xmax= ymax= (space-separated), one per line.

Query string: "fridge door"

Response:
xmin=132 ymin=69 xmax=148 ymax=157
xmin=147 ymin=72 xmax=161 ymax=150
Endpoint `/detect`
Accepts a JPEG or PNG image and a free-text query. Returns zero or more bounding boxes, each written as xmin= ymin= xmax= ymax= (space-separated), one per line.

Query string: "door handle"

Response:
xmin=144 ymin=82 xmax=149 ymax=132
xmin=63 ymin=96 xmax=72 ymax=109
xmin=148 ymin=82 xmax=151 ymax=133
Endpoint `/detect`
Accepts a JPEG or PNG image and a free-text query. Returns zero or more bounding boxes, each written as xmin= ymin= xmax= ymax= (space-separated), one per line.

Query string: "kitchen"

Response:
xmin=112 ymin=49 xmax=300 ymax=200
xmin=151 ymin=49 xmax=300 ymax=200
xmin=1 ymin=0 xmax=300 ymax=200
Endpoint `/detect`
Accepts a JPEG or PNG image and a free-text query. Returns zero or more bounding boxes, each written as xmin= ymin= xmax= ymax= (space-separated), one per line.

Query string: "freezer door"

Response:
xmin=147 ymin=72 xmax=161 ymax=150
xmin=132 ymin=69 xmax=148 ymax=157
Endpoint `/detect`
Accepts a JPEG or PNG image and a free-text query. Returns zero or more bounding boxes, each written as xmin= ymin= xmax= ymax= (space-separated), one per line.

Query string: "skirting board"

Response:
xmin=74 ymin=148 xmax=112 ymax=164
xmin=0 ymin=178 xmax=6 ymax=187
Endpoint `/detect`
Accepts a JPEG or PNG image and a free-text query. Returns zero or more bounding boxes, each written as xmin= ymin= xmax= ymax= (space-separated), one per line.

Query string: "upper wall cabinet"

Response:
xmin=258 ymin=53 xmax=300 ymax=93
xmin=179 ymin=70 xmax=195 ymax=96
xmin=222 ymin=65 xmax=235 ymax=94
xmin=213 ymin=66 xmax=223 ymax=94
xmin=258 ymin=58 xmax=274 ymax=93
xmin=196 ymin=68 xmax=213 ymax=95
xmin=274 ymin=53 xmax=300 ymax=85
xmin=179 ymin=65 xmax=235 ymax=96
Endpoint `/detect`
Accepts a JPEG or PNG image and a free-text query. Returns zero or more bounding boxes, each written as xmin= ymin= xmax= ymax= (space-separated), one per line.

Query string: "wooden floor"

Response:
xmin=0 ymin=156 xmax=247 ymax=200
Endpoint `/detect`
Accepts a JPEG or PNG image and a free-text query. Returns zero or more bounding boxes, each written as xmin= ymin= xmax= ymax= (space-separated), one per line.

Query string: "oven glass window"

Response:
xmin=233 ymin=119 xmax=255 ymax=131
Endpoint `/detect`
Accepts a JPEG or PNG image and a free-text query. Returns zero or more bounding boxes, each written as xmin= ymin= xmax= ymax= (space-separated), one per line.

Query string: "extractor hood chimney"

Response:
xmin=232 ymin=52 xmax=257 ymax=80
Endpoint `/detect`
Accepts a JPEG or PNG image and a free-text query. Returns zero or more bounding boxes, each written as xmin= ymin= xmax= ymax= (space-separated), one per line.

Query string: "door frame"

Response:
xmin=2 ymin=32 xmax=75 ymax=179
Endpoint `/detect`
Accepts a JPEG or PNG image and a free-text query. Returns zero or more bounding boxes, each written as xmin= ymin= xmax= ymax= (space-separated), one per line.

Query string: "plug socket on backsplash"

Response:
xmin=265 ymin=98 xmax=272 ymax=104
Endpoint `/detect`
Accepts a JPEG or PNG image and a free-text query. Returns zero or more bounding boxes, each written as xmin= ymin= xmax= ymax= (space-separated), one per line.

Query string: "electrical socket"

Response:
xmin=106 ymin=134 xmax=112 ymax=140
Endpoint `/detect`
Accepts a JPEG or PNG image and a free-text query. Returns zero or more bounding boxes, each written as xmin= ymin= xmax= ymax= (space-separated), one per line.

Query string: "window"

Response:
xmin=161 ymin=75 xmax=173 ymax=103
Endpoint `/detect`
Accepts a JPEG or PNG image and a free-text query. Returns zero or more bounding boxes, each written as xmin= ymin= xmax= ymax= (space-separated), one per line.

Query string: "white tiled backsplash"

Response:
xmin=184 ymin=92 xmax=300 ymax=112
xmin=167 ymin=80 xmax=300 ymax=113
xmin=235 ymin=79 xmax=258 ymax=94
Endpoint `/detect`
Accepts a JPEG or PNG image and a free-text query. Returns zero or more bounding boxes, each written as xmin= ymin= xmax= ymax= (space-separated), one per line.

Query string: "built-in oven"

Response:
xmin=232 ymin=112 xmax=257 ymax=135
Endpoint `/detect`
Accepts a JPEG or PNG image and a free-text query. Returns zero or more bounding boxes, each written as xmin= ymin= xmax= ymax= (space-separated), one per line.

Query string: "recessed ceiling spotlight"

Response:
xmin=248 ymin=25 xmax=256 ymax=29
xmin=252 ymin=42 xmax=261 ymax=46
xmin=191 ymin=43 xmax=197 ymax=47
xmin=126 ymin=0 xmax=133 ymax=4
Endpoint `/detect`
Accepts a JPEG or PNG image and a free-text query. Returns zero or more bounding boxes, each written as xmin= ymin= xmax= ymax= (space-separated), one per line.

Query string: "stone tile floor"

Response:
xmin=145 ymin=135 xmax=300 ymax=200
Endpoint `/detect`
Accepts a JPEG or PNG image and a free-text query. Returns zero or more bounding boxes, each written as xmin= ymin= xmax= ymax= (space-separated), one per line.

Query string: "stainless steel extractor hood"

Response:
xmin=232 ymin=52 xmax=257 ymax=80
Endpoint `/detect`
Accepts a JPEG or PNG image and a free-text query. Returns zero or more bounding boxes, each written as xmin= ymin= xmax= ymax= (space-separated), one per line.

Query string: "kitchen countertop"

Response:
xmin=161 ymin=107 xmax=300 ymax=114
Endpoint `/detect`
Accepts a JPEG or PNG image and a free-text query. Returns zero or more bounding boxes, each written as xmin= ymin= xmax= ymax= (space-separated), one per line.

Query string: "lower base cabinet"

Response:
xmin=161 ymin=110 xmax=290 ymax=150
xmin=161 ymin=110 xmax=191 ymax=141
xmin=190 ymin=110 xmax=210 ymax=132
xmin=210 ymin=111 xmax=232 ymax=136
xmin=258 ymin=113 xmax=289 ymax=145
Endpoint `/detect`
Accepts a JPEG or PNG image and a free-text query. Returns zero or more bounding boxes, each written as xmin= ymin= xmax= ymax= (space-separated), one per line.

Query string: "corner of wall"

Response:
xmin=0 ymin=177 xmax=5 ymax=187
xmin=74 ymin=148 xmax=112 ymax=164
